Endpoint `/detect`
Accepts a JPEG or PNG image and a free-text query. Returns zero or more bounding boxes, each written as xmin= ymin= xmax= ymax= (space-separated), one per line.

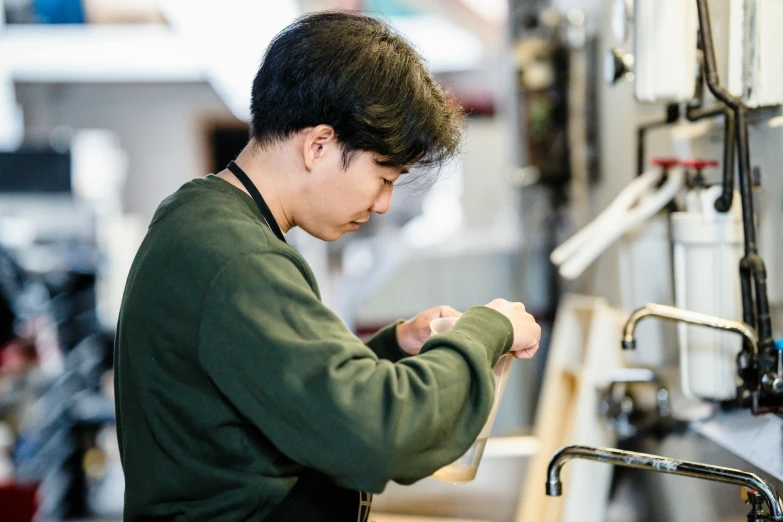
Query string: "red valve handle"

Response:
xmin=680 ymin=159 xmax=719 ymax=169
xmin=651 ymin=157 xmax=679 ymax=169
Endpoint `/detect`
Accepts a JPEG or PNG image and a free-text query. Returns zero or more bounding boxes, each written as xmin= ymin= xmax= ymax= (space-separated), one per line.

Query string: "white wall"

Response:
xmin=17 ymin=82 xmax=233 ymax=224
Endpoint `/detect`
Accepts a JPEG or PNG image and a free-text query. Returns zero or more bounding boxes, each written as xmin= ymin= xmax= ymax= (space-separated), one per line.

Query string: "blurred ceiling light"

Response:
xmin=458 ymin=0 xmax=508 ymax=23
xmin=158 ymin=0 xmax=300 ymax=121
xmin=7 ymin=0 xmax=483 ymax=121
xmin=159 ymin=3 xmax=482 ymax=118
xmin=390 ymin=14 xmax=484 ymax=73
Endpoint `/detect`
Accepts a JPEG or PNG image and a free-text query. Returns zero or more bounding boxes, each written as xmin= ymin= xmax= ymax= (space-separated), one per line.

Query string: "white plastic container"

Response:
xmin=633 ymin=0 xmax=698 ymax=103
xmin=618 ymin=214 xmax=679 ymax=368
xmin=671 ymin=185 xmax=743 ymax=400
xmin=427 ymin=317 xmax=513 ymax=483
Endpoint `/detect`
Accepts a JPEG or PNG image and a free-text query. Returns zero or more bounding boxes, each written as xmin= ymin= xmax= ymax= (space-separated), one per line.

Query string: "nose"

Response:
xmin=370 ymin=186 xmax=393 ymax=215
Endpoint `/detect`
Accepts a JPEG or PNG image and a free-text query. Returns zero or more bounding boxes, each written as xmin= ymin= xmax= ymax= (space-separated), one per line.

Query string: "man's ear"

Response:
xmin=303 ymin=125 xmax=338 ymax=171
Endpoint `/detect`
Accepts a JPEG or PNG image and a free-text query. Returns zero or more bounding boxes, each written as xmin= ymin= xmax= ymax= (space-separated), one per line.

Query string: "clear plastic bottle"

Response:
xmin=427 ymin=317 xmax=513 ymax=483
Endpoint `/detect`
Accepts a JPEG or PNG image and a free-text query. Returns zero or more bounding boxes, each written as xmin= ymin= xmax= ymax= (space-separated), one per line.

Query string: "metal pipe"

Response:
xmin=636 ymin=126 xmax=646 ymax=178
xmin=696 ymin=0 xmax=755 ymax=251
xmin=714 ymin=108 xmax=735 ymax=212
xmin=685 ymin=51 xmax=735 ymax=212
xmin=683 ymin=104 xmax=734 ymax=212
xmin=740 ymin=261 xmax=757 ymax=330
xmin=742 ymin=255 xmax=775 ymax=354
xmin=685 ymin=105 xmax=724 ymax=120
xmin=637 ymin=104 xmax=680 ymax=177
xmin=546 ymin=445 xmax=783 ymax=521
xmin=696 ymin=0 xmax=774 ymax=354
xmin=734 ymin=105 xmax=757 ymax=253
xmin=696 ymin=0 xmax=739 ymax=112
xmin=621 ymin=303 xmax=758 ymax=356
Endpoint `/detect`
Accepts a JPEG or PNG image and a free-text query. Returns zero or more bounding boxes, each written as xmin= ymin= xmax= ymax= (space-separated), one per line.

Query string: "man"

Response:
xmin=114 ymin=11 xmax=541 ymax=522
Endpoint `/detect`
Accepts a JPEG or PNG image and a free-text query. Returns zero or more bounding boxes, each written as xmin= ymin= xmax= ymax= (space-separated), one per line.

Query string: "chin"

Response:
xmin=309 ymin=228 xmax=344 ymax=242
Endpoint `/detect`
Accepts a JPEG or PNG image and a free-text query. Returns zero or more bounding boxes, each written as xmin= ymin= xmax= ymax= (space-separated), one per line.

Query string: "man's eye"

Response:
xmin=383 ymin=179 xmax=394 ymax=186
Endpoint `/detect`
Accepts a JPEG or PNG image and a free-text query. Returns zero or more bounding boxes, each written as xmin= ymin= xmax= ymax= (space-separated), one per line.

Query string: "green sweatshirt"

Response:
xmin=114 ymin=175 xmax=514 ymax=521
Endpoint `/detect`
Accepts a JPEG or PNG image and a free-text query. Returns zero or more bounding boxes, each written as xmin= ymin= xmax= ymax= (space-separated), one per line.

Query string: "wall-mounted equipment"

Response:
xmin=725 ymin=0 xmax=783 ymax=107
xmin=672 ymin=175 xmax=743 ymax=400
xmin=0 ymin=147 xmax=71 ymax=194
xmin=633 ymin=0 xmax=698 ymax=103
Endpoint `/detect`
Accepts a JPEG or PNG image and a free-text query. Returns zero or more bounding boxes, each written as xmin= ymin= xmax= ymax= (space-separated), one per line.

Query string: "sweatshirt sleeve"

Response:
xmin=363 ymin=321 xmax=409 ymax=362
xmin=197 ymin=251 xmax=513 ymax=493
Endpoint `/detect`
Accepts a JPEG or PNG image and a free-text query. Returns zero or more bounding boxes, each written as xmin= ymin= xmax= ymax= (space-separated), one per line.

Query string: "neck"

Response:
xmin=217 ymin=142 xmax=294 ymax=233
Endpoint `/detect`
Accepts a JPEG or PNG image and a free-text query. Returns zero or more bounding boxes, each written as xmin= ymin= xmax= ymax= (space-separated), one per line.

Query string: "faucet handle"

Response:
xmin=742 ymin=486 xmax=761 ymax=504
xmin=651 ymin=157 xmax=679 ymax=171
xmin=680 ymin=158 xmax=719 ymax=170
xmin=743 ymin=487 xmax=770 ymax=521
xmin=598 ymin=369 xmax=672 ymax=440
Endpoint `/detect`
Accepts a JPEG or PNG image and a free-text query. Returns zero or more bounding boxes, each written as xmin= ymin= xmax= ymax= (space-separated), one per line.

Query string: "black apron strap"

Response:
xmin=227 ymin=161 xmax=287 ymax=244
xmin=264 ymin=470 xmax=372 ymax=522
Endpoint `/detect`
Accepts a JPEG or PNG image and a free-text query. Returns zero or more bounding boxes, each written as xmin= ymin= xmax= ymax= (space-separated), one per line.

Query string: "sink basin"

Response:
xmin=371 ymin=436 xmax=537 ymax=522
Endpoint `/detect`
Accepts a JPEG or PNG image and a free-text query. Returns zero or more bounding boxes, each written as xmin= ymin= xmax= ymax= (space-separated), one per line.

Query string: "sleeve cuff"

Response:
xmin=425 ymin=306 xmax=514 ymax=366
xmin=364 ymin=321 xmax=410 ymax=362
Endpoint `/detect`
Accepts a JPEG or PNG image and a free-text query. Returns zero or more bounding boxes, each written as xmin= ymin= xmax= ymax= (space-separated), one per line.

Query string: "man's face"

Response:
xmin=296 ymin=148 xmax=405 ymax=241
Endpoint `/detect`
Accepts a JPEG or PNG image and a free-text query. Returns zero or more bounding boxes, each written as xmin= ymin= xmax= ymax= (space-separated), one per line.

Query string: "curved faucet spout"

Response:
xmin=621 ymin=303 xmax=758 ymax=355
xmin=546 ymin=445 xmax=783 ymax=521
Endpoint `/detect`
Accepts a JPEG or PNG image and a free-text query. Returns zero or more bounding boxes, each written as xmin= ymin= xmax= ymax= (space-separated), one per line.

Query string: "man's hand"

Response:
xmin=484 ymin=299 xmax=541 ymax=359
xmin=397 ymin=305 xmax=462 ymax=355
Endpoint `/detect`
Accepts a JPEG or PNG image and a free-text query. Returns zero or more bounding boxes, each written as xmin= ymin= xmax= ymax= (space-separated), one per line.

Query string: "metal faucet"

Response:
xmin=621 ymin=303 xmax=758 ymax=356
xmin=546 ymin=445 xmax=783 ymax=521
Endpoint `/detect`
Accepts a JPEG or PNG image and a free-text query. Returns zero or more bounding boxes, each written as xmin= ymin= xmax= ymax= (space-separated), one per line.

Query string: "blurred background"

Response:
xmin=1 ymin=0 xmax=783 ymax=521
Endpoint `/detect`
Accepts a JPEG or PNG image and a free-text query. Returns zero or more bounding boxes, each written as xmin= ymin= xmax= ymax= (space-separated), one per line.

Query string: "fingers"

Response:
xmin=437 ymin=299 xmax=540 ymax=359
xmin=486 ymin=298 xmax=525 ymax=312
xmin=438 ymin=305 xmax=462 ymax=318
xmin=510 ymin=311 xmax=540 ymax=359
xmin=511 ymin=343 xmax=539 ymax=359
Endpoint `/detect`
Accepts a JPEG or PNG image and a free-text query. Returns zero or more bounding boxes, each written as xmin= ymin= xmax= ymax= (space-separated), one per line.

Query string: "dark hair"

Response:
xmin=249 ymin=11 xmax=464 ymax=170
